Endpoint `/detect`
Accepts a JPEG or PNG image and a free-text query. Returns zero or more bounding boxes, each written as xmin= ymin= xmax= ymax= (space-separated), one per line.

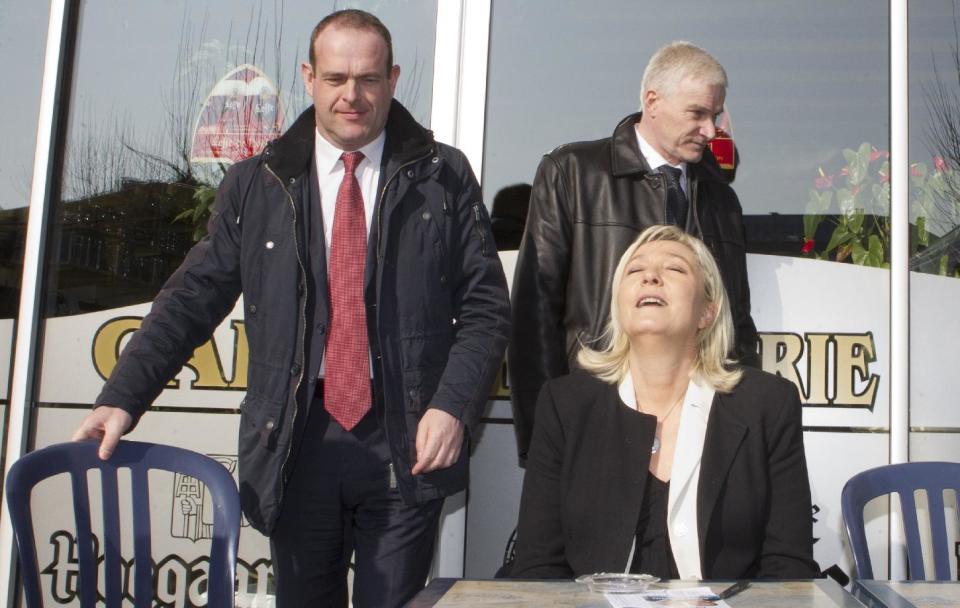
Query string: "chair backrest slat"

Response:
xmin=842 ymin=461 xmax=960 ymax=581
xmin=130 ymin=465 xmax=153 ymax=607
xmin=100 ymin=465 xmax=124 ymax=608
xmin=69 ymin=468 xmax=98 ymax=607
xmin=926 ymin=489 xmax=951 ymax=580
xmin=6 ymin=440 xmax=241 ymax=608
xmin=898 ymin=490 xmax=926 ymax=580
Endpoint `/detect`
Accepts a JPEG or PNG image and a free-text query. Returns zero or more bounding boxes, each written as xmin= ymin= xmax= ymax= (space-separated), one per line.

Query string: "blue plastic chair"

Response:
xmin=841 ymin=461 xmax=960 ymax=580
xmin=5 ymin=440 xmax=241 ymax=607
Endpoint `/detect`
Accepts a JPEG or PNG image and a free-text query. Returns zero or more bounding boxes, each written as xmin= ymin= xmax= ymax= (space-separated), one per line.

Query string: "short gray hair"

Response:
xmin=640 ymin=41 xmax=727 ymax=104
xmin=576 ymin=225 xmax=742 ymax=393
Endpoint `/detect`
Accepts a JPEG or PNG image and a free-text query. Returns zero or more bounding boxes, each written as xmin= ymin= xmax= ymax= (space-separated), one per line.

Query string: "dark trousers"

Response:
xmin=270 ymin=398 xmax=444 ymax=608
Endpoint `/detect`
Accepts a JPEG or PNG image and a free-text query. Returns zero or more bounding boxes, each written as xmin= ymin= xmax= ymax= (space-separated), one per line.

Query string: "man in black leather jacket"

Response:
xmin=73 ymin=10 xmax=509 ymax=607
xmin=509 ymin=41 xmax=758 ymax=463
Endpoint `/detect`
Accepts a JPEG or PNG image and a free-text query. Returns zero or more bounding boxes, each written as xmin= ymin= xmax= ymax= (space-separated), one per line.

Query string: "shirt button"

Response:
xmin=674 ymin=524 xmax=688 ymax=537
xmin=406 ymin=169 xmax=415 ymax=178
xmin=265 ymin=420 xmax=275 ymax=430
xmin=317 ymin=323 xmax=326 ymax=334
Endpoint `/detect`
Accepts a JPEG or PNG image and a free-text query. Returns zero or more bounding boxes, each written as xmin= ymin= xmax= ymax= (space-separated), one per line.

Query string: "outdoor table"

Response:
xmin=407 ymin=578 xmax=864 ymax=607
xmin=854 ymin=580 xmax=960 ymax=608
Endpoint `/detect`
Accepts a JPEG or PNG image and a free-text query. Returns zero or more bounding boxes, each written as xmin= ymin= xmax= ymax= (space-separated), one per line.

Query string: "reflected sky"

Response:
xmin=0 ymin=0 xmax=436 ymax=208
xmin=4 ymin=1 xmax=960 ymax=221
xmin=483 ymin=0 xmax=959 ymax=223
xmin=0 ymin=2 xmax=49 ymax=210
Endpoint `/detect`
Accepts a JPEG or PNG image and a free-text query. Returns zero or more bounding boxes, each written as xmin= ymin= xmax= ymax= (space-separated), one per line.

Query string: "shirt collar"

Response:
xmin=314 ymin=129 xmax=386 ymax=175
xmin=635 ymin=126 xmax=688 ymax=181
xmin=617 ymin=370 xmax=715 ymax=420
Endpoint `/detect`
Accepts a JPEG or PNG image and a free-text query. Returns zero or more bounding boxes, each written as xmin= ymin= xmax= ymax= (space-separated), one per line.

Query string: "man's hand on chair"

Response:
xmin=71 ymin=406 xmax=132 ymax=460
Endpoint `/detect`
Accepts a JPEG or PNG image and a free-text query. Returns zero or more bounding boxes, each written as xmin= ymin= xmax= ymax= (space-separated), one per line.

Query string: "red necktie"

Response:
xmin=324 ymin=151 xmax=372 ymax=430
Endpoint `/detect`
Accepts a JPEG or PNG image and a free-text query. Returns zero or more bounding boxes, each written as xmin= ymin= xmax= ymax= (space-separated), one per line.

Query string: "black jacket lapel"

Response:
xmin=590 ymin=387 xmax=656 ymax=571
xmin=697 ymin=394 xmax=748 ymax=561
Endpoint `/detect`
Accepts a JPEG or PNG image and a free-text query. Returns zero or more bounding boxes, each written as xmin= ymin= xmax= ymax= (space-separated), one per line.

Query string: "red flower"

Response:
xmin=911 ymin=164 xmax=922 ymax=177
xmin=815 ymin=175 xmax=833 ymax=189
xmin=801 ymin=239 xmax=815 ymax=254
xmin=870 ymin=148 xmax=884 ymax=162
xmin=934 ymin=156 xmax=948 ymax=173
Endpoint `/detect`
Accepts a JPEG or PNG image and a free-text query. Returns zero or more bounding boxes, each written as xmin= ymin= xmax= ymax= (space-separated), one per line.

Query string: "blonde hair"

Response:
xmin=577 ymin=225 xmax=742 ymax=392
xmin=640 ymin=41 xmax=727 ymax=105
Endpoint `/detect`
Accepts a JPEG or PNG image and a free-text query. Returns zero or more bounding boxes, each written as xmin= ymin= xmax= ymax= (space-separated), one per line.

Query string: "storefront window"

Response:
xmin=909 ymin=1 xmax=960 ymax=547
xmin=30 ymin=1 xmax=437 ymax=604
xmin=0 ymin=0 xmax=49 ymax=487
xmin=473 ymin=0 xmax=890 ymax=580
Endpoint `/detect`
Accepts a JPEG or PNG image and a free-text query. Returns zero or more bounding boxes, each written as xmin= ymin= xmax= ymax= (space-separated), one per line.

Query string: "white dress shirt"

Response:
xmin=618 ymin=371 xmax=716 ymax=579
xmin=313 ymin=129 xmax=386 ymax=267
xmin=313 ymin=130 xmax=385 ymax=376
xmin=635 ymin=127 xmax=689 ymax=199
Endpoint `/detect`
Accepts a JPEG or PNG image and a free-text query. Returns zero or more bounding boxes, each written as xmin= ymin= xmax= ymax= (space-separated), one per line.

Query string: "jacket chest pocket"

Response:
xmin=395 ymin=204 xmax=453 ymax=310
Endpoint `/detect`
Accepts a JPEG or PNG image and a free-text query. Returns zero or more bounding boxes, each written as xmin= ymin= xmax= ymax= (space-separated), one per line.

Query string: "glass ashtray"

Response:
xmin=575 ymin=572 xmax=659 ymax=593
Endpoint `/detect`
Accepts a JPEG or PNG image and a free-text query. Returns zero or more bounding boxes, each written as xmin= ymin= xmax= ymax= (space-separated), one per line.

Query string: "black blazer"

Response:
xmin=511 ymin=368 xmax=820 ymax=579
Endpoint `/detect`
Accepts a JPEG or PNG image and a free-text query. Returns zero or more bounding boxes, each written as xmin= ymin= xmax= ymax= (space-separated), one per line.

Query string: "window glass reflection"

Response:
xmin=47 ymin=0 xmax=436 ymax=315
xmin=910 ymin=1 xmax=960 ymax=278
xmin=909 ymin=1 xmax=960 ymax=438
xmin=0 ymin=2 xmax=48 ymax=317
xmin=483 ymin=0 xmax=889 ymax=259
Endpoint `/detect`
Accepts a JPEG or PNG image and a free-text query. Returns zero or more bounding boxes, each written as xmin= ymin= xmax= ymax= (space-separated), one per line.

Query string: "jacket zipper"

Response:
xmin=374 ymin=147 xmax=435 ymax=488
xmin=265 ymin=164 xmax=308 ymax=504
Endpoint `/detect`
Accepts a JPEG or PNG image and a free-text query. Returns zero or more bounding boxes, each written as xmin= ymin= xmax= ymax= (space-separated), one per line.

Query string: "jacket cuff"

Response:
xmin=428 ymin=401 xmax=467 ymax=425
xmin=93 ymin=388 xmax=148 ymax=433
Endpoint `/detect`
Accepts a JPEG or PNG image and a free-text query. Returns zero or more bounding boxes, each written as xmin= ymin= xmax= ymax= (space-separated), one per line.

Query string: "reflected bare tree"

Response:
xmin=63 ymin=0 xmax=304 ymax=202
xmin=920 ymin=2 xmax=960 ymax=273
xmin=62 ymin=0 xmax=428 ymax=238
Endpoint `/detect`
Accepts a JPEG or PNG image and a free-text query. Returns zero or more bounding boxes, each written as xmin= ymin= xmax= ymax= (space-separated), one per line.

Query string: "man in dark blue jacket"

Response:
xmin=72 ymin=10 xmax=510 ymax=607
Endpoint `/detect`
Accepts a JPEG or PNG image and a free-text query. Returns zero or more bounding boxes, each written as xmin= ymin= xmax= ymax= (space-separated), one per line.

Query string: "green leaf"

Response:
xmin=836 ymin=188 xmax=855 ymax=213
xmin=941 ymin=254 xmax=949 ymax=276
xmin=851 ymin=241 xmax=868 ymax=265
xmin=845 ymin=142 xmax=870 ymax=185
xmin=806 ymin=189 xmax=832 ymax=214
xmin=825 ymin=224 xmax=851 ymax=253
xmin=866 ymin=234 xmax=884 ymax=266
xmin=917 ymin=216 xmax=929 ymax=246
xmin=842 ymin=148 xmax=857 ymax=166
xmin=849 ymin=209 xmax=865 ymax=233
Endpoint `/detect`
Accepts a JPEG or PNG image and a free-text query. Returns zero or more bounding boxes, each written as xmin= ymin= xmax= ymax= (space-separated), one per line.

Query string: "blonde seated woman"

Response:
xmin=511 ymin=225 xmax=819 ymax=580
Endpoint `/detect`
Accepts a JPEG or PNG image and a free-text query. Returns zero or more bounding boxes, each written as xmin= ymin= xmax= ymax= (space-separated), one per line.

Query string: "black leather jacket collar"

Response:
xmin=610 ymin=111 xmax=730 ymax=185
